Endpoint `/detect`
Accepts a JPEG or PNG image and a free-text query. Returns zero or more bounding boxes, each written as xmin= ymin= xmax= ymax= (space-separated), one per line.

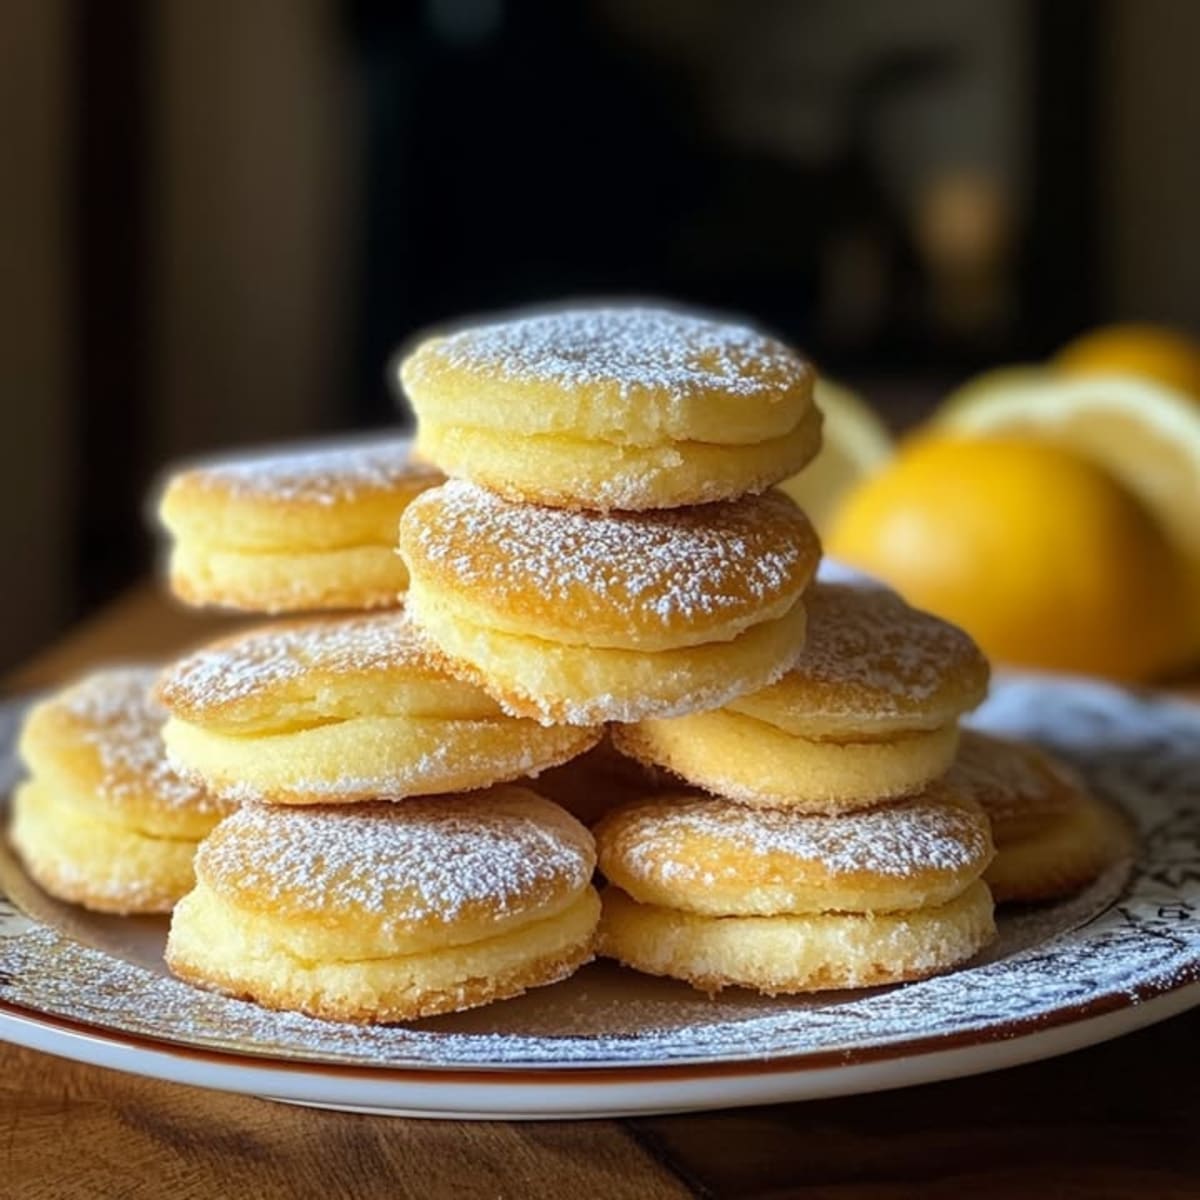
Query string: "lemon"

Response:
xmin=1056 ymin=322 xmax=1200 ymax=402
xmin=940 ymin=364 xmax=1050 ymax=412
xmin=780 ymin=378 xmax=892 ymax=532
xmin=827 ymin=434 xmax=1192 ymax=681
xmin=932 ymin=370 xmax=1200 ymax=646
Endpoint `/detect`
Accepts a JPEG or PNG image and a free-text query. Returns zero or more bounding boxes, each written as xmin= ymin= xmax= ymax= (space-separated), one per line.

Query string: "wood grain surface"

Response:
xmin=2 ymin=586 xmax=1199 ymax=1199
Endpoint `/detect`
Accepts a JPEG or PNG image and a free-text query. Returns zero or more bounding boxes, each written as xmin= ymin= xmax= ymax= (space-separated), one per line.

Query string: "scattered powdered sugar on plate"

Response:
xmin=403 ymin=306 xmax=809 ymax=400
xmin=608 ymin=790 xmax=989 ymax=883
xmin=182 ymin=437 xmax=437 ymax=506
xmin=0 ymin=674 xmax=1197 ymax=1071
xmin=403 ymin=481 xmax=817 ymax=628
xmin=55 ymin=667 xmax=224 ymax=815
xmin=198 ymin=796 xmax=593 ymax=924
xmin=158 ymin=612 xmax=434 ymax=716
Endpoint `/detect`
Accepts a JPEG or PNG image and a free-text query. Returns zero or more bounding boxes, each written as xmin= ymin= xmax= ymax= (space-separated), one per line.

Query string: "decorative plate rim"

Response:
xmin=1 ymin=969 xmax=1199 ymax=1086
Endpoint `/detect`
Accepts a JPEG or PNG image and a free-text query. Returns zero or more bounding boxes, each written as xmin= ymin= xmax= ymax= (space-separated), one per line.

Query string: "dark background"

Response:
xmin=2 ymin=0 xmax=1198 ymax=671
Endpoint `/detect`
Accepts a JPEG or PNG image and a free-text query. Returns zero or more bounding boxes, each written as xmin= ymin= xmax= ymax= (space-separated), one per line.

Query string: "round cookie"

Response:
xmin=612 ymin=583 xmax=990 ymax=810
xmin=166 ymin=788 xmax=600 ymax=1022
xmin=398 ymin=481 xmax=821 ymax=725
xmin=599 ymin=881 xmax=995 ymax=995
xmin=158 ymin=437 xmax=441 ymax=612
xmin=399 ymin=306 xmax=821 ymax=510
xmin=156 ymin=611 xmax=601 ymax=804
xmin=595 ymin=788 xmax=995 ymax=994
xmin=595 ymin=786 xmax=995 ymax=916
xmin=11 ymin=667 xmax=234 ymax=913
xmin=950 ymin=730 xmax=1132 ymax=902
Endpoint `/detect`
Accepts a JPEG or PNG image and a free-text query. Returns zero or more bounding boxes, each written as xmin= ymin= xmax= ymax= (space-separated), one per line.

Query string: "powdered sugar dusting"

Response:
xmin=405 ymin=306 xmax=808 ymax=400
xmin=949 ymin=729 xmax=1076 ymax=824
xmin=158 ymin=612 xmax=434 ymax=716
xmin=58 ymin=668 xmax=225 ymax=815
xmin=746 ymin=583 xmax=987 ymax=705
xmin=403 ymin=481 xmax=817 ymax=628
xmin=0 ymin=674 xmax=1192 ymax=1078
xmin=609 ymin=791 xmax=990 ymax=883
xmin=185 ymin=438 xmax=438 ymax=506
xmin=199 ymin=795 xmax=593 ymax=924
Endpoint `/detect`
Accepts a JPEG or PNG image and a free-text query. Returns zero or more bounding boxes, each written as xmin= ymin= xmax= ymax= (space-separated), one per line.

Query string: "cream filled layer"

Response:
xmin=170 ymin=542 xmax=408 ymax=611
xmin=407 ymin=586 xmax=810 ymax=726
xmin=614 ymin=712 xmax=960 ymax=810
xmin=11 ymin=782 xmax=201 ymax=912
xmin=598 ymin=881 xmax=995 ymax=993
xmin=416 ymin=408 xmax=822 ymax=510
xmin=167 ymin=884 xmax=600 ymax=1021
xmin=163 ymin=714 xmax=597 ymax=804
xmin=407 ymin=571 xmax=802 ymax=653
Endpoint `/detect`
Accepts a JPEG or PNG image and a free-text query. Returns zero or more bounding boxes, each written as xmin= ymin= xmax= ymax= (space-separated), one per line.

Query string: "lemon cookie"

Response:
xmin=158 ymin=437 xmax=441 ymax=612
xmin=596 ymin=787 xmax=995 ymax=994
xmin=613 ymin=583 xmax=989 ymax=810
xmin=10 ymin=667 xmax=234 ymax=913
xmin=398 ymin=481 xmax=821 ymax=725
xmin=166 ymin=788 xmax=600 ymax=1022
xmin=951 ymin=730 xmax=1131 ymax=902
xmin=399 ymin=306 xmax=822 ymax=510
xmin=157 ymin=612 xmax=600 ymax=804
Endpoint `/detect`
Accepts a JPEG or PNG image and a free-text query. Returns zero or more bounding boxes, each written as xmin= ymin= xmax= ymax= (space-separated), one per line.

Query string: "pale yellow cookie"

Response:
xmin=596 ymin=786 xmax=995 ymax=994
xmin=399 ymin=306 xmax=821 ymax=510
xmin=949 ymin=730 xmax=1132 ymax=902
xmin=599 ymin=880 xmax=995 ymax=995
xmin=612 ymin=583 xmax=989 ymax=810
xmin=11 ymin=667 xmax=233 ymax=913
xmin=158 ymin=438 xmax=441 ymax=613
xmin=399 ymin=481 xmax=820 ymax=725
xmin=595 ymin=786 xmax=995 ymax=917
xmin=157 ymin=612 xmax=600 ymax=804
xmin=166 ymin=788 xmax=600 ymax=1022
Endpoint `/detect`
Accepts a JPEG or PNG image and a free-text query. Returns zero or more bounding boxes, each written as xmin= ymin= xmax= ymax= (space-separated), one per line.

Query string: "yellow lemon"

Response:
xmin=940 ymin=364 xmax=1050 ymax=413
xmin=1056 ymin=323 xmax=1200 ymax=402
xmin=932 ymin=370 xmax=1200 ymax=650
xmin=780 ymin=378 xmax=892 ymax=533
xmin=827 ymin=434 xmax=1192 ymax=681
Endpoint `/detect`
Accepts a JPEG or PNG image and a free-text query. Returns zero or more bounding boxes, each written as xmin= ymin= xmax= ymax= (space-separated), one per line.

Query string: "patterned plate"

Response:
xmin=1 ymin=673 xmax=1198 ymax=1118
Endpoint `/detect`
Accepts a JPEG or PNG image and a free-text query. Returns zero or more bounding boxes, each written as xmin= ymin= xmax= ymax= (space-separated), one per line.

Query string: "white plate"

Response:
xmin=1 ymin=673 xmax=1198 ymax=1119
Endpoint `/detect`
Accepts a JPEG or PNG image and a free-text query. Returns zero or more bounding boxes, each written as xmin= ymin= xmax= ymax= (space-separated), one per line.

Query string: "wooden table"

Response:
xmin=3 ymin=587 xmax=1199 ymax=1199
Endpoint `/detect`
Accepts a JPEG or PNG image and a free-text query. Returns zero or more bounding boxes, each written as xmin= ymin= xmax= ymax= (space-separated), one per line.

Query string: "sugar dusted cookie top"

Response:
xmin=727 ymin=584 xmax=990 ymax=737
xmin=401 ymin=306 xmax=815 ymax=444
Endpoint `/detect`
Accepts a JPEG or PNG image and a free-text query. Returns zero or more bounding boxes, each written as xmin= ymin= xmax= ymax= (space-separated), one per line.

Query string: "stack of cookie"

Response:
xmin=393 ymin=309 xmax=999 ymax=996
xmin=152 ymin=441 xmax=610 ymax=1021
xmin=5 ymin=304 xmax=1128 ymax=1025
xmin=597 ymin=582 xmax=999 ymax=992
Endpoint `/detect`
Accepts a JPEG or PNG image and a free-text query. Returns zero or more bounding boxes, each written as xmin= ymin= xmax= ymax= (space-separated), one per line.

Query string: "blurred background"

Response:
xmin=3 ymin=0 xmax=1199 ymax=674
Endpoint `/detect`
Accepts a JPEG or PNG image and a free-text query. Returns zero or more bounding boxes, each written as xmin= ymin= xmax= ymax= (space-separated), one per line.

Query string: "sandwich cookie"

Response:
xmin=399 ymin=306 xmax=822 ymax=510
xmin=166 ymin=788 xmax=600 ymax=1022
xmin=398 ymin=481 xmax=821 ymax=725
xmin=10 ymin=667 xmax=234 ymax=913
xmin=158 ymin=437 xmax=441 ymax=613
xmin=950 ymin=729 xmax=1131 ymax=903
xmin=156 ymin=611 xmax=600 ymax=804
xmin=595 ymin=787 xmax=996 ymax=994
xmin=613 ymin=583 xmax=989 ymax=811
